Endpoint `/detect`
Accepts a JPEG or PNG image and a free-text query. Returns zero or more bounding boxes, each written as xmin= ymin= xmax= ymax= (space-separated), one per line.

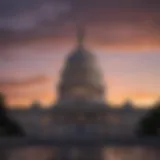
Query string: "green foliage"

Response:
xmin=137 ymin=102 xmax=160 ymax=137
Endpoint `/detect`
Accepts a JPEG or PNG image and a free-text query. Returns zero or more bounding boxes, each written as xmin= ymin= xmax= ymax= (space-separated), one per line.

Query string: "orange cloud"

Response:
xmin=107 ymin=89 xmax=159 ymax=106
xmin=0 ymin=75 xmax=54 ymax=107
xmin=0 ymin=75 xmax=51 ymax=90
xmin=129 ymin=91 xmax=159 ymax=104
xmin=7 ymin=90 xmax=56 ymax=108
xmin=129 ymin=91 xmax=159 ymax=99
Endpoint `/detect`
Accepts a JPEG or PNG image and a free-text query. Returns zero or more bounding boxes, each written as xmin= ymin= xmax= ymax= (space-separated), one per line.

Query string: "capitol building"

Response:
xmin=8 ymin=29 xmax=149 ymax=138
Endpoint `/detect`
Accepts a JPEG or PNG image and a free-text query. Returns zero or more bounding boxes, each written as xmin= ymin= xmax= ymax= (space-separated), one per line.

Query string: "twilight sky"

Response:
xmin=0 ymin=0 xmax=160 ymax=108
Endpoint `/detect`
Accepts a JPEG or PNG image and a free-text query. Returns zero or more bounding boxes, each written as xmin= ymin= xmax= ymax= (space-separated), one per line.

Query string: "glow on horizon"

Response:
xmin=1 ymin=37 xmax=160 ymax=108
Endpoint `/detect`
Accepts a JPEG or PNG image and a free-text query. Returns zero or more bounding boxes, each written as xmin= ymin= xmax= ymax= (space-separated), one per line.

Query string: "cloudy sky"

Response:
xmin=0 ymin=0 xmax=160 ymax=108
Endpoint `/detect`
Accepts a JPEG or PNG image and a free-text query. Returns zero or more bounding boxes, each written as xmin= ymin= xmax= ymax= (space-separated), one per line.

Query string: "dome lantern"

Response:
xmin=77 ymin=27 xmax=85 ymax=48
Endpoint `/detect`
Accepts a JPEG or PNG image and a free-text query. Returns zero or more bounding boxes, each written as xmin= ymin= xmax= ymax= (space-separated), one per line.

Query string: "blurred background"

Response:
xmin=0 ymin=0 xmax=160 ymax=160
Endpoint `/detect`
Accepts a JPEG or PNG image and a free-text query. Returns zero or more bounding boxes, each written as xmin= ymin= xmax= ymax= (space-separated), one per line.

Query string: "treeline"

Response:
xmin=137 ymin=101 xmax=160 ymax=137
xmin=0 ymin=93 xmax=25 ymax=137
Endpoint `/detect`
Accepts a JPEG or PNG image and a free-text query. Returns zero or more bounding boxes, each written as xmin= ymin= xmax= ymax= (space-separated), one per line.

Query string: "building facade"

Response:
xmin=8 ymin=106 xmax=149 ymax=137
xmin=7 ymin=29 xmax=150 ymax=138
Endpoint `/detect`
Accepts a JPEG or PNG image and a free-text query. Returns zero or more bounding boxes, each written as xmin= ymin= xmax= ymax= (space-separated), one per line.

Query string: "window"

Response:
xmin=70 ymin=87 xmax=89 ymax=97
xmin=41 ymin=116 xmax=50 ymax=125
xmin=108 ymin=115 xmax=120 ymax=125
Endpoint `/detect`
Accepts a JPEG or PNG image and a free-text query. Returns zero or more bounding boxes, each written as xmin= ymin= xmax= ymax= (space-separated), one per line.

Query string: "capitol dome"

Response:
xmin=67 ymin=47 xmax=94 ymax=64
xmin=57 ymin=29 xmax=105 ymax=103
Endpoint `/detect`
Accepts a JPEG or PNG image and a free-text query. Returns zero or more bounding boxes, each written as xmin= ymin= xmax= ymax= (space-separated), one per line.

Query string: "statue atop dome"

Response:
xmin=77 ymin=26 xmax=85 ymax=47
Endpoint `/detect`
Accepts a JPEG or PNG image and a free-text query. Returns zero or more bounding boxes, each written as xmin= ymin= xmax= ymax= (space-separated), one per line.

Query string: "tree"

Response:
xmin=137 ymin=101 xmax=160 ymax=137
xmin=0 ymin=93 xmax=25 ymax=137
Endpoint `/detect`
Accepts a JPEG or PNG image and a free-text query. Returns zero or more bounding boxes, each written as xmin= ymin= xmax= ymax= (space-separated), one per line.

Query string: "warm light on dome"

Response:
xmin=70 ymin=87 xmax=88 ymax=96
